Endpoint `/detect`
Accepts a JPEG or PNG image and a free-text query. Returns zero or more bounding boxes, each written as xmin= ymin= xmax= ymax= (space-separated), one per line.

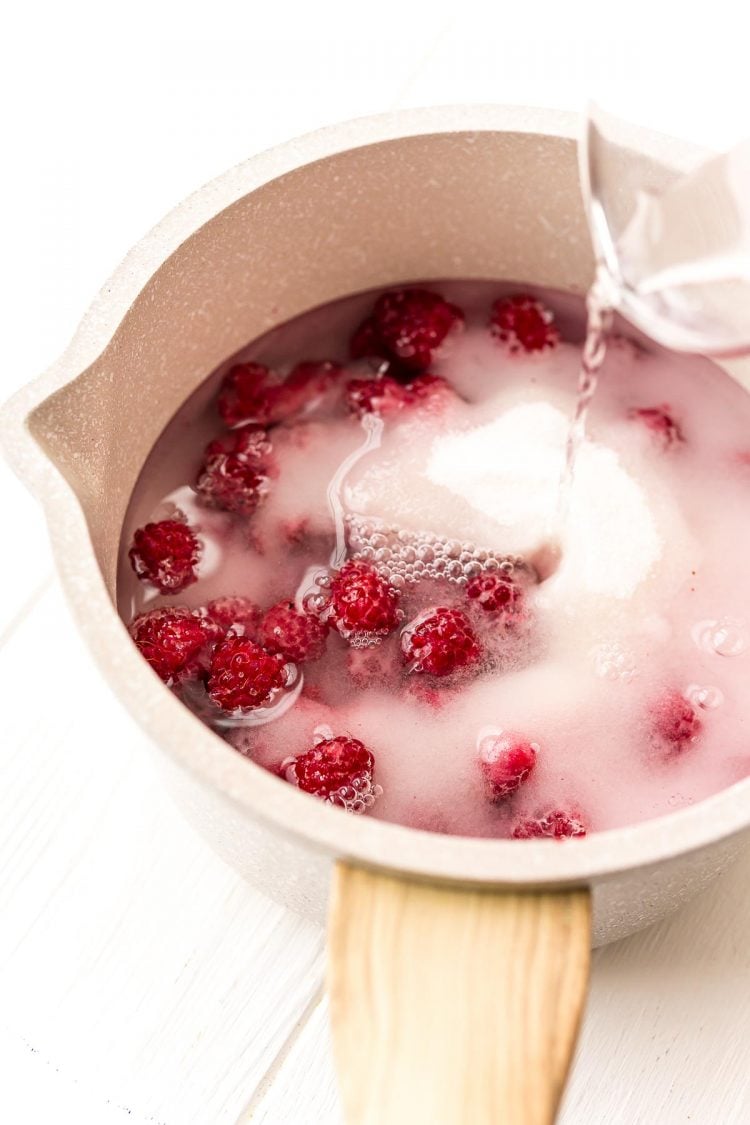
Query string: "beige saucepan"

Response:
xmin=3 ymin=105 xmax=750 ymax=1125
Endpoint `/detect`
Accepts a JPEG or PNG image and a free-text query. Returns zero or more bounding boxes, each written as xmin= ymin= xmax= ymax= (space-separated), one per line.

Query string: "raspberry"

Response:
xmin=345 ymin=373 xmax=450 ymax=418
xmin=285 ymin=359 xmax=343 ymax=397
xmin=345 ymin=376 xmax=410 ymax=418
xmin=129 ymin=518 xmax=201 ymax=594
xmin=467 ymin=572 xmax=524 ymax=621
xmin=350 ymin=316 xmax=385 ymax=362
xmin=479 ymin=735 xmax=538 ymax=800
xmin=129 ymin=607 xmax=214 ymax=684
xmin=195 ymin=428 xmax=273 ymax=516
xmin=203 ymin=595 xmax=261 ymax=636
xmin=490 ymin=294 xmax=560 ymax=353
xmin=651 ymin=690 xmax=702 ymax=752
xmin=346 ymin=642 xmax=399 ymax=688
xmin=350 ymin=288 xmax=464 ymax=373
xmin=327 ymin=561 xmax=401 ymax=643
xmin=217 ymin=362 xmax=275 ymax=428
xmin=281 ymin=735 xmax=379 ymax=811
xmin=218 ymin=360 xmax=342 ymax=429
xmin=207 ymin=635 xmax=288 ymax=712
xmin=260 ymin=600 xmax=328 ymax=663
xmin=512 ymin=811 xmax=587 ymax=839
xmin=629 ymin=406 xmax=684 ymax=448
xmin=280 ymin=517 xmax=311 ymax=548
xmin=402 ymin=606 xmax=481 ymax=677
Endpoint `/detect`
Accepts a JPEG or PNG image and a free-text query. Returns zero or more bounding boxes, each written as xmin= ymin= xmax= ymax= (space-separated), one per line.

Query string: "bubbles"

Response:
xmin=591 ymin=641 xmax=638 ymax=683
xmin=685 ymin=683 xmax=724 ymax=710
xmin=333 ymin=777 xmax=384 ymax=814
xmin=345 ymin=515 xmax=530 ymax=590
xmin=692 ymin=617 xmax=748 ymax=657
xmin=312 ymin=723 xmax=334 ymax=744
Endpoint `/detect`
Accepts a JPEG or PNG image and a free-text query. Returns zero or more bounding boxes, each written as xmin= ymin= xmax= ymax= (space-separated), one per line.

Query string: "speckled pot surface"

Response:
xmin=3 ymin=104 xmax=750 ymax=945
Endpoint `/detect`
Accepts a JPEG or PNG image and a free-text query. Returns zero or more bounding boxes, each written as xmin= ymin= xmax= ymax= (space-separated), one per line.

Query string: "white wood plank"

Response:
xmin=249 ymin=850 xmax=750 ymax=1124
xmin=0 ymin=582 xmax=326 ymax=1124
xmin=0 ymin=467 xmax=52 ymax=638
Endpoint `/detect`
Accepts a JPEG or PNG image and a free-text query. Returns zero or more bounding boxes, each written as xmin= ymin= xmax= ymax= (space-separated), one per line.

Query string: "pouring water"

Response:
xmin=562 ymin=107 xmax=750 ymax=509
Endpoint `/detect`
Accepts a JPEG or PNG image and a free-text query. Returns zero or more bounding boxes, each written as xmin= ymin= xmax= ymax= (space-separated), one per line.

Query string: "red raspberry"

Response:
xmin=285 ymin=359 xmax=343 ymax=397
xmin=350 ymin=316 xmax=385 ymax=362
xmin=402 ymin=606 xmax=481 ymax=677
xmin=207 ymin=635 xmax=288 ymax=712
xmin=467 ymin=572 xmax=525 ymax=621
xmin=345 ymin=373 xmax=450 ymax=418
xmin=129 ymin=518 xmax=201 ymax=594
xmin=350 ymin=288 xmax=464 ymax=373
xmin=217 ymin=362 xmax=275 ymax=428
xmin=345 ymin=376 xmax=410 ymax=418
xmin=203 ymin=595 xmax=261 ymax=636
xmin=479 ymin=734 xmax=538 ymax=800
xmin=512 ymin=811 xmax=587 ymax=839
xmin=346 ymin=642 xmax=399 ymax=688
xmin=129 ymin=607 xmax=214 ymax=684
xmin=490 ymin=294 xmax=560 ymax=353
xmin=328 ymin=561 xmax=401 ymax=643
xmin=218 ymin=360 xmax=342 ymax=429
xmin=281 ymin=735 xmax=378 ymax=811
xmin=629 ymin=406 xmax=684 ymax=448
xmin=195 ymin=428 xmax=273 ymax=516
xmin=280 ymin=517 xmax=311 ymax=548
xmin=260 ymin=600 xmax=328 ymax=663
xmin=651 ymin=690 xmax=702 ymax=752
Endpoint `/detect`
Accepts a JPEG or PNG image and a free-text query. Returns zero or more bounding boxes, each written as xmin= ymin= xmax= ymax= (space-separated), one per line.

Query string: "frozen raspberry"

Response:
xmin=479 ymin=734 xmax=538 ymax=800
xmin=280 ymin=517 xmax=311 ymax=548
xmin=218 ymin=360 xmax=342 ymax=429
xmin=281 ymin=735 xmax=378 ymax=811
xmin=512 ymin=811 xmax=587 ymax=839
xmin=203 ymin=595 xmax=261 ymax=637
xmin=402 ymin=606 xmax=481 ymax=677
xmin=207 ymin=635 xmax=288 ymax=712
xmin=260 ymin=600 xmax=328 ymax=663
xmin=217 ymin=362 xmax=275 ymax=428
xmin=629 ymin=406 xmax=684 ymax=448
xmin=350 ymin=288 xmax=464 ymax=373
xmin=346 ymin=642 xmax=399 ymax=688
xmin=129 ymin=518 xmax=201 ymax=594
xmin=327 ymin=561 xmax=401 ymax=643
xmin=350 ymin=316 xmax=385 ymax=362
xmin=467 ymin=572 xmax=525 ymax=622
xmin=404 ymin=680 xmax=452 ymax=709
xmin=195 ymin=428 xmax=273 ymax=516
xmin=345 ymin=373 xmax=451 ymax=418
xmin=651 ymin=690 xmax=702 ymax=752
xmin=129 ymin=607 xmax=214 ymax=684
xmin=285 ymin=359 xmax=343 ymax=397
xmin=490 ymin=294 xmax=560 ymax=353
xmin=345 ymin=376 xmax=410 ymax=418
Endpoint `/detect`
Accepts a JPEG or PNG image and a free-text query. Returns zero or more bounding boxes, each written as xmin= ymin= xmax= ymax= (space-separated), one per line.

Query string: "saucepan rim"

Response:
xmin=3 ymin=102 xmax=747 ymax=888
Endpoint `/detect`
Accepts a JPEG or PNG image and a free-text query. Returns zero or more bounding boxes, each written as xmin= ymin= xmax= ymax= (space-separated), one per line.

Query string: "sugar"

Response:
xmin=119 ymin=281 xmax=750 ymax=837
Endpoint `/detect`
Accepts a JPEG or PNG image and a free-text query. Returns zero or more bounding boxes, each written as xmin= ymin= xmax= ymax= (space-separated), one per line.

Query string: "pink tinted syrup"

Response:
xmin=118 ymin=281 xmax=750 ymax=838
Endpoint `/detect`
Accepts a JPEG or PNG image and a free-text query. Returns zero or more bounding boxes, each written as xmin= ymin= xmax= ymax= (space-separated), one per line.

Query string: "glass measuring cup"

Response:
xmin=582 ymin=102 xmax=750 ymax=356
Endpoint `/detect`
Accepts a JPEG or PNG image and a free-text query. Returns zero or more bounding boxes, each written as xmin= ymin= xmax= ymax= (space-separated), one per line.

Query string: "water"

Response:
xmin=118 ymin=281 xmax=750 ymax=837
xmin=559 ymin=271 xmax=615 ymax=515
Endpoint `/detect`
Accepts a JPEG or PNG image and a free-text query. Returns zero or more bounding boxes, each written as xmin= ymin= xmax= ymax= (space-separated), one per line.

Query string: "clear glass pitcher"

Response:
xmin=581 ymin=103 xmax=750 ymax=356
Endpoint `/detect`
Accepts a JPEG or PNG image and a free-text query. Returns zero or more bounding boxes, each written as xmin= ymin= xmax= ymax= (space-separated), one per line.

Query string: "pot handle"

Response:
xmin=328 ymin=862 xmax=591 ymax=1125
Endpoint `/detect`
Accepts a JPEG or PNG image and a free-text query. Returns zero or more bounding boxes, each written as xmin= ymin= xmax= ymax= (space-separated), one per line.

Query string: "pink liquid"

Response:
xmin=118 ymin=281 xmax=750 ymax=838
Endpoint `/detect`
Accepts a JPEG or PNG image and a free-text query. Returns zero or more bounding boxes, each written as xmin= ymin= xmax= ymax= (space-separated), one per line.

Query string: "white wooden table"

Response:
xmin=3 ymin=4 xmax=750 ymax=1121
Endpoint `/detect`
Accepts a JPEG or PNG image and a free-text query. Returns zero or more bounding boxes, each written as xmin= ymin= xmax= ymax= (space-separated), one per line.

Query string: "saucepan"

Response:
xmin=3 ymin=105 xmax=750 ymax=1124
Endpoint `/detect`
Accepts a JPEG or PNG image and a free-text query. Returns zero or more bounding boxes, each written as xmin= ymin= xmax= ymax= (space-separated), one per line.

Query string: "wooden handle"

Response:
xmin=328 ymin=863 xmax=591 ymax=1125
